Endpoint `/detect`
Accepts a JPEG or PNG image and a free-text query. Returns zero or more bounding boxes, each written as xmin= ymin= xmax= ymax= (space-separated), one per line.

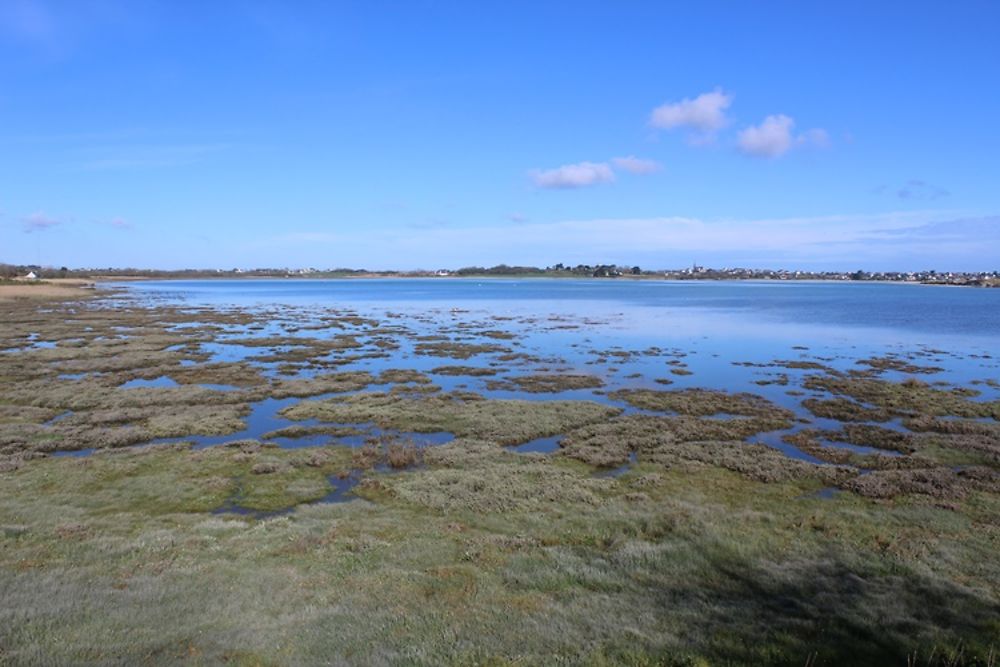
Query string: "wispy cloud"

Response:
xmin=265 ymin=210 xmax=989 ymax=270
xmin=529 ymin=161 xmax=615 ymax=189
xmin=21 ymin=212 xmax=60 ymax=233
xmin=649 ymin=89 xmax=733 ymax=143
xmin=737 ymin=115 xmax=830 ymax=158
xmin=408 ymin=218 xmax=453 ymax=230
xmin=529 ymin=156 xmax=660 ymax=190
xmin=798 ymin=128 xmax=831 ymax=150
xmin=874 ymin=179 xmax=950 ymax=201
xmin=612 ymin=156 xmax=662 ymax=174
xmin=96 ymin=217 xmax=133 ymax=230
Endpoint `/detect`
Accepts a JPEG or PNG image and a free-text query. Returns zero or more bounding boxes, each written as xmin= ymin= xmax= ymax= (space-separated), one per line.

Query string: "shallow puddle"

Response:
xmin=507 ymin=435 xmax=562 ymax=454
xmin=119 ymin=376 xmax=180 ymax=389
xmin=594 ymin=451 xmax=638 ymax=478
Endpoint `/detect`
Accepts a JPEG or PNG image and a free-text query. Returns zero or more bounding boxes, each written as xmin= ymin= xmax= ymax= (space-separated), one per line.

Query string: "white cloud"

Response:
xmin=21 ymin=212 xmax=60 ymax=233
xmin=104 ymin=217 xmax=132 ymax=230
xmin=612 ymin=156 xmax=661 ymax=174
xmin=650 ymin=89 xmax=733 ymax=140
xmin=738 ymin=116 xmax=831 ymax=158
xmin=530 ymin=161 xmax=615 ymax=189
xmin=737 ymin=114 xmax=795 ymax=158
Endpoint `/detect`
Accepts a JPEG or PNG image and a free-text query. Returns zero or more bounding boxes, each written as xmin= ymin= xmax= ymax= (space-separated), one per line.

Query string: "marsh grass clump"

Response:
xmin=281 ymin=392 xmax=620 ymax=446
xmin=781 ymin=430 xmax=932 ymax=471
xmin=269 ymin=371 xmax=374 ymax=398
xmin=856 ymin=355 xmax=946 ymax=375
xmin=901 ymin=417 xmax=1000 ymax=466
xmin=609 ymin=388 xmax=795 ymax=420
xmin=32 ymin=400 xmax=251 ymax=452
xmin=477 ymin=329 xmax=517 ymax=340
xmin=0 ymin=404 xmax=61 ymax=425
xmin=558 ymin=414 xmax=794 ymax=468
xmin=414 ymin=340 xmax=510 ymax=359
xmin=754 ymin=373 xmax=790 ymax=386
xmin=378 ymin=369 xmax=433 ymax=385
xmin=836 ymin=424 xmax=918 ymax=453
xmin=1 ymin=442 xmax=355 ymax=515
xmin=385 ymin=455 xmax=609 ymax=513
xmin=261 ymin=424 xmax=366 ymax=440
xmin=840 ymin=467 xmax=987 ymax=500
xmin=487 ymin=373 xmax=604 ymax=393
xmin=2 ymin=380 xmax=256 ymax=413
xmin=167 ymin=361 xmax=268 ymax=387
xmin=802 ymin=397 xmax=893 ymax=422
xmin=430 ymin=365 xmax=498 ymax=377
xmin=803 ymin=374 xmax=1000 ymax=419
xmin=388 ymin=382 xmax=442 ymax=396
xmin=554 ymin=413 xmax=843 ymax=485
xmin=351 ymin=435 xmax=423 ymax=470
xmin=774 ymin=359 xmax=838 ymax=372
xmin=646 ymin=440 xmax=852 ymax=485
xmin=904 ymin=415 xmax=1000 ymax=437
xmin=386 ymin=439 xmax=420 ymax=468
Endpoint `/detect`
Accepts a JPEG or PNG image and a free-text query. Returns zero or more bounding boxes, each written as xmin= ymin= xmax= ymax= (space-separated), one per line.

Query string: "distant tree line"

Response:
xmin=0 ymin=264 xmax=70 ymax=279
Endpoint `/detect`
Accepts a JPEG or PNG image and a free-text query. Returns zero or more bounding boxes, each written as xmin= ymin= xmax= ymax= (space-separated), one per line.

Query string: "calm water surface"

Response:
xmin=111 ymin=278 xmax=1000 ymax=344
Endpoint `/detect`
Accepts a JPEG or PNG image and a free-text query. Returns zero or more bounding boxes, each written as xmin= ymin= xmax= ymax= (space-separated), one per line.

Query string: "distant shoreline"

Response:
xmin=93 ymin=274 xmax=992 ymax=288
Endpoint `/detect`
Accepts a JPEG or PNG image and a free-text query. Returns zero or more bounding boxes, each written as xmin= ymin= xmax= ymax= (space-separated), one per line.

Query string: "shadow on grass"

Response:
xmin=682 ymin=553 xmax=999 ymax=665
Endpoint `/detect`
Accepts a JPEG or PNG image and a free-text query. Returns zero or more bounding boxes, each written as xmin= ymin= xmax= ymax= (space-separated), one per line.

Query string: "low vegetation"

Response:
xmin=280 ymin=391 xmax=620 ymax=446
xmin=0 ymin=294 xmax=997 ymax=664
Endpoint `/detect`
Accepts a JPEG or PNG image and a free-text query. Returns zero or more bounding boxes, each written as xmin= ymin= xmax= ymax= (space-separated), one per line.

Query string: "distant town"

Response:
xmin=2 ymin=262 xmax=998 ymax=287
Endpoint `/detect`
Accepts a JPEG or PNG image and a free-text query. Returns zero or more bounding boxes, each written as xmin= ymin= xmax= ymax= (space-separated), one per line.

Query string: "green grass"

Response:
xmin=1 ymin=442 xmax=997 ymax=665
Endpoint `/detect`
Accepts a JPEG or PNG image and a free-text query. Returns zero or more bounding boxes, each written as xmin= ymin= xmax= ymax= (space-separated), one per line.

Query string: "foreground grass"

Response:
xmin=1 ymin=441 xmax=998 ymax=665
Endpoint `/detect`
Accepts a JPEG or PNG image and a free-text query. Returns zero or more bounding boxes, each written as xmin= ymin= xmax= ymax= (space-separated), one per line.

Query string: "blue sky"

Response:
xmin=1 ymin=0 xmax=998 ymax=270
